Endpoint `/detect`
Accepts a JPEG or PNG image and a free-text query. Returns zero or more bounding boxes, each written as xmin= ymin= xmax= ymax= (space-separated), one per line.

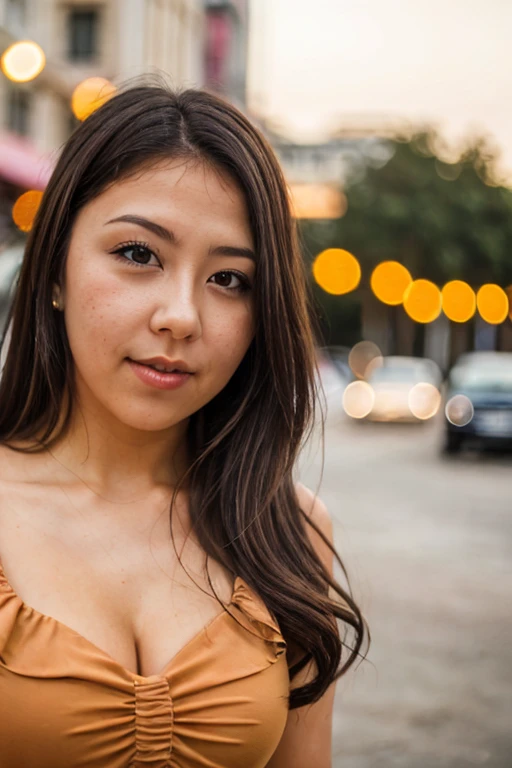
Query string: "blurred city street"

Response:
xmin=300 ymin=402 xmax=512 ymax=768
xmin=1 ymin=2 xmax=511 ymax=766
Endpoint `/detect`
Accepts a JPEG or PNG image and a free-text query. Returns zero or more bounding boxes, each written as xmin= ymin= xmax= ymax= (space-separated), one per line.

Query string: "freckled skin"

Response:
xmin=61 ymin=159 xmax=256 ymax=437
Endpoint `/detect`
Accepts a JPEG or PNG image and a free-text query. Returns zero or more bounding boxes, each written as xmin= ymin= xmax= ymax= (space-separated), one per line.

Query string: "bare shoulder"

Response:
xmin=295 ymin=482 xmax=332 ymax=536
xmin=265 ymin=486 xmax=338 ymax=768
xmin=0 ymin=443 xmax=23 ymax=486
xmin=0 ymin=442 xmax=15 ymax=470
xmin=0 ymin=443 xmax=39 ymax=489
xmin=0 ymin=443 xmax=52 ymax=534
xmin=0 ymin=440 xmax=54 ymax=478
xmin=294 ymin=482 xmax=333 ymax=575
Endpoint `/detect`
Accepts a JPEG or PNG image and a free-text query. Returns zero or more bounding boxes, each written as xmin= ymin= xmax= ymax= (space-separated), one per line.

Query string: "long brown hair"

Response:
xmin=0 ymin=80 xmax=366 ymax=708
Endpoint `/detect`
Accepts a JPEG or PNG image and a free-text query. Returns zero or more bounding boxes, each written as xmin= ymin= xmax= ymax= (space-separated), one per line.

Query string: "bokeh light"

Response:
xmin=370 ymin=261 xmax=412 ymax=305
xmin=507 ymin=285 xmax=512 ymax=321
xmin=442 ymin=280 xmax=476 ymax=323
xmin=312 ymin=248 xmax=361 ymax=295
xmin=1 ymin=41 xmax=46 ymax=82
xmin=408 ymin=382 xmax=441 ymax=420
xmin=290 ymin=185 xmax=347 ymax=219
xmin=476 ymin=284 xmax=509 ymax=324
xmin=403 ymin=279 xmax=442 ymax=323
xmin=12 ymin=190 xmax=43 ymax=232
xmin=342 ymin=381 xmax=375 ymax=419
xmin=348 ymin=340 xmax=383 ymax=379
xmin=445 ymin=395 xmax=474 ymax=427
xmin=435 ymin=159 xmax=462 ymax=181
xmin=71 ymin=77 xmax=117 ymax=121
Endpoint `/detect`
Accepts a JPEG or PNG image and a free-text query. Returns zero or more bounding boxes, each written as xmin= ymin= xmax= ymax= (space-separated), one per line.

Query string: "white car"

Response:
xmin=363 ymin=355 xmax=442 ymax=423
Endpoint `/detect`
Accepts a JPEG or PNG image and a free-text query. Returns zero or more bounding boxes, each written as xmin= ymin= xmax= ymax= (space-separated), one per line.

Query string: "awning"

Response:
xmin=0 ymin=132 xmax=54 ymax=190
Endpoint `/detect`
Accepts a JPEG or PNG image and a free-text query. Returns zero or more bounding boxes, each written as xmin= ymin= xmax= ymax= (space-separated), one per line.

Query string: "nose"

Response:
xmin=149 ymin=281 xmax=202 ymax=341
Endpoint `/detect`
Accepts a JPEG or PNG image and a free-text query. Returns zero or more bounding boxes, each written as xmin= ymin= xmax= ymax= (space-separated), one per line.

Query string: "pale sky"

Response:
xmin=248 ymin=0 xmax=512 ymax=179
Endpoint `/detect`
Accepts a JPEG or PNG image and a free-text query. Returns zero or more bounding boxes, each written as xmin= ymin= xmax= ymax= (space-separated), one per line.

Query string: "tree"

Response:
xmin=300 ymin=131 xmax=512 ymax=345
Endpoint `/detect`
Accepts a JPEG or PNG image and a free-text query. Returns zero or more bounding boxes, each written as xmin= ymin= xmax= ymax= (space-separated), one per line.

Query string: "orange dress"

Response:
xmin=0 ymin=559 xmax=289 ymax=768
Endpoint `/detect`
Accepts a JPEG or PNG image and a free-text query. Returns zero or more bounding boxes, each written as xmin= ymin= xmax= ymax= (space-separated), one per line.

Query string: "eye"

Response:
xmin=111 ymin=241 xmax=160 ymax=268
xmin=208 ymin=270 xmax=251 ymax=293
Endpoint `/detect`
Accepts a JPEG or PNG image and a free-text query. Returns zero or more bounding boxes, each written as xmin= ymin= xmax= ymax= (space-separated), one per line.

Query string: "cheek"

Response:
xmin=64 ymin=268 xmax=130 ymax=364
xmin=208 ymin=303 xmax=254 ymax=371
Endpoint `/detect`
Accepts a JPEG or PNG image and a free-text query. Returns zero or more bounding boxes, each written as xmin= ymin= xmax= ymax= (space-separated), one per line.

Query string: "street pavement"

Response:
xmin=299 ymin=399 xmax=512 ymax=768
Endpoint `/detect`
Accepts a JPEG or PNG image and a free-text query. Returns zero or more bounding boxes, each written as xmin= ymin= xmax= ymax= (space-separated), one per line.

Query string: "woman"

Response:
xmin=0 ymin=83 xmax=365 ymax=768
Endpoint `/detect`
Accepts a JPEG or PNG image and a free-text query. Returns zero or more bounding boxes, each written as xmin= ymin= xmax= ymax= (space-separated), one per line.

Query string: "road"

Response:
xmin=299 ymin=403 xmax=512 ymax=768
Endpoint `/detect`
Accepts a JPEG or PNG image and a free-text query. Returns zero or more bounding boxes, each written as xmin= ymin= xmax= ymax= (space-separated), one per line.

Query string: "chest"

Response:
xmin=0 ymin=485 xmax=234 ymax=678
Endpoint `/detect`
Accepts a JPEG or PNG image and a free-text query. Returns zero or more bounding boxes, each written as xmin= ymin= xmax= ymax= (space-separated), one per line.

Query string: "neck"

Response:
xmin=45 ymin=399 xmax=190 ymax=501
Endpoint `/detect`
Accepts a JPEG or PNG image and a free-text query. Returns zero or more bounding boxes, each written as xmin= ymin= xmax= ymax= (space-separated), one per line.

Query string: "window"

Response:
xmin=7 ymin=88 xmax=31 ymax=136
xmin=5 ymin=0 xmax=26 ymax=33
xmin=67 ymin=8 xmax=99 ymax=62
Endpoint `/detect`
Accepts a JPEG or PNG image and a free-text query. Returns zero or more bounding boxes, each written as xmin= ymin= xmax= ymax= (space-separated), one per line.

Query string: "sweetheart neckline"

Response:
xmin=0 ymin=557 xmax=243 ymax=682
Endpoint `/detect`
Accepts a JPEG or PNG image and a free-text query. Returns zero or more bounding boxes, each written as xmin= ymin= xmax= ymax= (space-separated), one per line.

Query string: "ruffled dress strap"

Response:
xmin=229 ymin=577 xmax=286 ymax=663
xmin=0 ymin=558 xmax=24 ymax=657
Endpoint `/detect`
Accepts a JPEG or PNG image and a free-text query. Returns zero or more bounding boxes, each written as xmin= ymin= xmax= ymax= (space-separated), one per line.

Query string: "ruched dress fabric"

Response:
xmin=0 ymin=559 xmax=289 ymax=768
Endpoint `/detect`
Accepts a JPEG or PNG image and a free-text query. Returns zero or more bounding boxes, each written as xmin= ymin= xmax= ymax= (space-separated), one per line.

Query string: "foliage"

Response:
xmin=299 ymin=130 xmax=512 ymax=344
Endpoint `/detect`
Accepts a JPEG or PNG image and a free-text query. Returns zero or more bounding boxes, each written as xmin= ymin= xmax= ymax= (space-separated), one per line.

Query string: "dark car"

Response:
xmin=443 ymin=351 xmax=512 ymax=452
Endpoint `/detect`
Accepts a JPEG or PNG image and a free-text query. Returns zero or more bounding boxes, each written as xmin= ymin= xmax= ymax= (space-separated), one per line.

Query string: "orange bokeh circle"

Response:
xmin=12 ymin=190 xmax=44 ymax=232
xmin=370 ymin=261 xmax=412 ymax=305
xmin=476 ymin=284 xmax=509 ymax=324
xmin=403 ymin=279 xmax=442 ymax=323
xmin=312 ymin=248 xmax=361 ymax=295
xmin=71 ymin=77 xmax=117 ymax=121
xmin=442 ymin=280 xmax=476 ymax=323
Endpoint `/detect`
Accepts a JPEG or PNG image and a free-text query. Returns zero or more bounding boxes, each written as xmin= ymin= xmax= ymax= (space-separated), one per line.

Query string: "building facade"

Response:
xmin=0 ymin=0 xmax=206 ymax=154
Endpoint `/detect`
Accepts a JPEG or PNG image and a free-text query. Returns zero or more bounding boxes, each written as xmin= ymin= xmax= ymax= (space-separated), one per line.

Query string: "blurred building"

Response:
xmin=272 ymin=134 xmax=392 ymax=219
xmin=204 ymin=0 xmax=248 ymax=108
xmin=0 ymin=0 xmax=206 ymax=155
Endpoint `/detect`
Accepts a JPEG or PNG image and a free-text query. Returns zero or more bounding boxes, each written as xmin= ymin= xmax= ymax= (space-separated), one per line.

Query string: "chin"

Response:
xmin=103 ymin=403 xmax=190 ymax=434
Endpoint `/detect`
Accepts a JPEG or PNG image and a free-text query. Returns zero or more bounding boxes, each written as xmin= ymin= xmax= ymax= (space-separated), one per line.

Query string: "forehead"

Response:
xmin=77 ymin=157 xmax=253 ymax=242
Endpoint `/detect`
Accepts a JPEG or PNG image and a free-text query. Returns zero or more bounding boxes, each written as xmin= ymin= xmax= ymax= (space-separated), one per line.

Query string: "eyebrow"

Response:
xmin=105 ymin=214 xmax=256 ymax=262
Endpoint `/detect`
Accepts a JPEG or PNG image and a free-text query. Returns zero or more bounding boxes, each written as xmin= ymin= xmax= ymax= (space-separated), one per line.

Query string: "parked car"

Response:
xmin=358 ymin=355 xmax=442 ymax=423
xmin=315 ymin=348 xmax=353 ymax=422
xmin=327 ymin=345 xmax=355 ymax=388
xmin=443 ymin=351 xmax=512 ymax=452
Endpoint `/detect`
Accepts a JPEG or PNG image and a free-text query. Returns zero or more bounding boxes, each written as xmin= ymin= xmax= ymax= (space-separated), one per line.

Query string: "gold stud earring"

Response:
xmin=52 ymin=285 xmax=63 ymax=311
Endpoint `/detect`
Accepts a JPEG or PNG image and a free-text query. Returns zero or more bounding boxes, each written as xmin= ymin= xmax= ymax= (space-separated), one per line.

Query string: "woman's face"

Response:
xmin=62 ymin=158 xmax=256 ymax=435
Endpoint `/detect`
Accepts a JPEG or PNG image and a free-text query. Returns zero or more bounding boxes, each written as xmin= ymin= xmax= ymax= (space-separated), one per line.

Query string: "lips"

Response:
xmin=127 ymin=359 xmax=193 ymax=391
xmin=129 ymin=356 xmax=193 ymax=374
xmin=144 ymin=363 xmax=184 ymax=373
